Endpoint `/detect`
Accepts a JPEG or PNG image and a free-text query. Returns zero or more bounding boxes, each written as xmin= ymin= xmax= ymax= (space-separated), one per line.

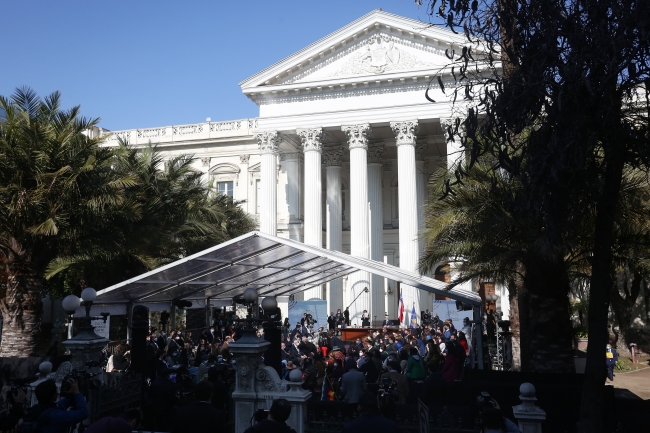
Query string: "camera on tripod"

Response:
xmin=377 ymin=375 xmax=398 ymax=406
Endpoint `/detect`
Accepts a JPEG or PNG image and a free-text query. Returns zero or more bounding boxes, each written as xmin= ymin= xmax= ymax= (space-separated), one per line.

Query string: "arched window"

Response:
xmin=210 ymin=163 xmax=240 ymax=198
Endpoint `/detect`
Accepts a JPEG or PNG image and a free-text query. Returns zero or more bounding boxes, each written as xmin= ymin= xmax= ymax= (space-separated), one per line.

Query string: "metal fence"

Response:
xmin=88 ymin=373 xmax=142 ymax=423
xmin=306 ymin=402 xmax=479 ymax=433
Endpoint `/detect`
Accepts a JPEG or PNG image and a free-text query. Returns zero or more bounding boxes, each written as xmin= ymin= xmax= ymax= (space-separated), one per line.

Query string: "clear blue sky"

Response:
xmin=2 ymin=1 xmax=434 ymax=131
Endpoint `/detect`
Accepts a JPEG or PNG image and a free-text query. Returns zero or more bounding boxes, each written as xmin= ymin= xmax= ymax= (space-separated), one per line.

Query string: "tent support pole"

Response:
xmin=126 ymin=302 xmax=134 ymax=342
xmin=205 ymin=297 xmax=211 ymax=328
xmin=474 ymin=305 xmax=484 ymax=369
xmin=171 ymin=303 xmax=176 ymax=331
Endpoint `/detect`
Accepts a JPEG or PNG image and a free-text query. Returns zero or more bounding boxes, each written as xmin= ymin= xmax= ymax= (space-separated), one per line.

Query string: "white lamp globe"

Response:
xmin=243 ymin=288 xmax=258 ymax=304
xmin=62 ymin=295 xmax=81 ymax=313
xmin=261 ymin=296 xmax=278 ymax=312
xmin=80 ymin=287 xmax=97 ymax=303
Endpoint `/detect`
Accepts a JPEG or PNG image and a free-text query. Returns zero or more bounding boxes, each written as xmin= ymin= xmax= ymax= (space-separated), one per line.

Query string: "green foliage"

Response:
xmin=0 ymin=87 xmax=256 ymax=300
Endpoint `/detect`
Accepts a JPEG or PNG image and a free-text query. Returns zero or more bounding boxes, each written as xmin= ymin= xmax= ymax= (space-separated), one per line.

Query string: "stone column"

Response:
xmin=298 ymin=128 xmax=325 ymax=300
xmin=368 ymin=142 xmax=385 ymax=326
xmin=280 ymin=152 xmax=303 ymax=241
xmin=441 ymin=117 xmax=464 ymax=170
xmin=342 ymin=124 xmax=372 ymax=325
xmin=415 ymin=140 xmax=431 ymax=312
xmin=391 ymin=120 xmax=420 ymax=326
xmin=324 ymin=146 xmax=344 ymax=313
xmin=255 ymin=131 xmax=281 ymax=236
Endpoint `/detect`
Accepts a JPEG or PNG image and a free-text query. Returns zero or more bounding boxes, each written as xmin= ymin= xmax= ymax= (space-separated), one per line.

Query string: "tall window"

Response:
xmin=217 ymin=181 xmax=234 ymax=198
xmin=256 ymin=179 xmax=261 ymax=214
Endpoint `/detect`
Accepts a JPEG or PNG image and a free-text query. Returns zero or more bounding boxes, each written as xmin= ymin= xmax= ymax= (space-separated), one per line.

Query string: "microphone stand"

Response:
xmin=346 ymin=288 xmax=369 ymax=326
xmin=346 ymin=287 xmax=369 ymax=311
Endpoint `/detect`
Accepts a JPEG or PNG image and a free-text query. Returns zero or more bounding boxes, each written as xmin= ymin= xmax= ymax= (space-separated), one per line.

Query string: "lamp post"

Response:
xmin=62 ymin=288 xmax=110 ymax=369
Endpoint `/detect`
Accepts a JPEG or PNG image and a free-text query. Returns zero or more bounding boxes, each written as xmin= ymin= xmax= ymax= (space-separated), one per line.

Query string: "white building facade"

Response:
xmin=102 ymin=11 xmax=491 ymax=326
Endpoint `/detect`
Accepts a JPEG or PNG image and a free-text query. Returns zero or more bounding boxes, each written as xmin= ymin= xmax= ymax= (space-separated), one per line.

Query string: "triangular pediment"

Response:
xmin=240 ymin=10 xmax=469 ymax=93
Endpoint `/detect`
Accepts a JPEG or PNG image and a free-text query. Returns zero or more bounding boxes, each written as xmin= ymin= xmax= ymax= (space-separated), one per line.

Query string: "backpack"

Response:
xmin=16 ymin=407 xmax=55 ymax=433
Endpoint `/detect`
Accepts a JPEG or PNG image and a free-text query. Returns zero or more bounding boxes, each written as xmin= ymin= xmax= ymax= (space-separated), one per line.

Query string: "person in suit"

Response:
xmin=172 ymin=381 xmax=225 ymax=433
xmin=340 ymin=360 xmax=366 ymax=404
xmin=300 ymin=323 xmax=311 ymax=337
xmin=342 ymin=392 xmax=398 ymax=433
xmin=327 ymin=312 xmax=337 ymax=331
xmin=382 ymin=314 xmax=392 ymax=327
xmin=344 ymin=308 xmax=350 ymax=326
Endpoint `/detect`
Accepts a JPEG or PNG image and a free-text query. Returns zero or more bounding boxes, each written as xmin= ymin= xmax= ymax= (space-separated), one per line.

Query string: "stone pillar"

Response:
xmin=391 ymin=120 xmax=420 ymax=326
xmin=342 ymin=124 xmax=372 ymax=325
xmin=324 ymin=146 xmax=344 ymax=313
xmin=255 ymin=131 xmax=281 ymax=236
xmin=280 ymin=152 xmax=303 ymax=241
xmin=298 ymin=128 xmax=325 ymax=300
xmin=512 ymin=383 xmax=546 ymax=433
xmin=230 ymin=331 xmax=311 ymax=433
xmin=415 ymin=140 xmax=432 ymax=313
xmin=441 ymin=117 xmax=464 ymax=170
xmin=368 ymin=143 xmax=385 ymax=326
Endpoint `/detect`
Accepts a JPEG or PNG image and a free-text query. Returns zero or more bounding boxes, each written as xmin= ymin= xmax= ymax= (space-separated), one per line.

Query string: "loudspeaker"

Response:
xmin=129 ymin=305 xmax=149 ymax=374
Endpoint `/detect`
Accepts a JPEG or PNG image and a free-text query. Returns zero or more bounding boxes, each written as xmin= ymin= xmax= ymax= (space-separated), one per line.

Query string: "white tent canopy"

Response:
xmin=95 ymin=231 xmax=481 ymax=307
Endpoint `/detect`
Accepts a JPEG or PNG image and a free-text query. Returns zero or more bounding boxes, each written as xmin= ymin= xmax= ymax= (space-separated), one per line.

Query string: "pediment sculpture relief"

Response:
xmin=334 ymin=34 xmax=436 ymax=77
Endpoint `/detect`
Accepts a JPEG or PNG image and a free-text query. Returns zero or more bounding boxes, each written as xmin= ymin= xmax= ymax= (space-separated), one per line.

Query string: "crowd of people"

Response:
xmin=279 ymin=312 xmax=473 ymax=405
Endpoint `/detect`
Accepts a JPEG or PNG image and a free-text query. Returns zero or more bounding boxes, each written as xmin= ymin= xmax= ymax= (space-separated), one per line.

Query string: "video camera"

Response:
xmin=378 ymin=375 xmax=398 ymax=407
xmin=305 ymin=314 xmax=317 ymax=326
xmin=61 ymin=361 xmax=103 ymax=396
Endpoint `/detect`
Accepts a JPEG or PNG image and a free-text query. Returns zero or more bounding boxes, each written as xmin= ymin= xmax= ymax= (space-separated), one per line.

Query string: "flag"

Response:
xmin=399 ymin=294 xmax=405 ymax=323
xmin=410 ymin=305 xmax=417 ymax=328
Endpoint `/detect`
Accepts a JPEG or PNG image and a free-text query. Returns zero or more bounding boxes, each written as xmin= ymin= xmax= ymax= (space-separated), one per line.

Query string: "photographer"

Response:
xmin=21 ymin=378 xmax=88 ymax=433
xmin=0 ymin=388 xmax=26 ymax=431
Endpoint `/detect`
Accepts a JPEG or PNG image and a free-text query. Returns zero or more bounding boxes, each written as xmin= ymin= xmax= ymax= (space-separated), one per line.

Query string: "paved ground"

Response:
xmin=610 ymin=366 xmax=650 ymax=400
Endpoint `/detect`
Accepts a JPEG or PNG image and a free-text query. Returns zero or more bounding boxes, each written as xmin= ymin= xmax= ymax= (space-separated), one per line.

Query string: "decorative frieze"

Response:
xmin=390 ymin=120 xmax=419 ymax=146
xmin=368 ymin=142 xmax=385 ymax=164
xmin=383 ymin=162 xmax=392 ymax=171
xmin=323 ymin=146 xmax=344 ymax=166
xmin=200 ymin=157 xmax=211 ymax=167
xmin=342 ymin=124 xmax=372 ymax=150
xmin=297 ymin=128 xmax=326 ymax=153
xmin=255 ymin=131 xmax=281 ymax=154
xmin=280 ymin=152 xmax=303 ymax=161
xmin=240 ymin=154 xmax=250 ymax=164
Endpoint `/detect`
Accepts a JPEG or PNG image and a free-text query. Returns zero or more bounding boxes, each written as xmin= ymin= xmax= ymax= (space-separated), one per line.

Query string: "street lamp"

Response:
xmin=62 ymin=288 xmax=109 ymax=341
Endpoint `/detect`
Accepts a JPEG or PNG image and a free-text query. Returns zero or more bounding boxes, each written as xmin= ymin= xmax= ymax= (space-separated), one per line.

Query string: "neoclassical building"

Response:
xmin=101 ymin=10 xmax=500 ymax=326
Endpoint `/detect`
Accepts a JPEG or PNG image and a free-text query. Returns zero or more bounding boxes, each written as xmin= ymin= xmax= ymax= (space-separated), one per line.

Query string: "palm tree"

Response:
xmin=0 ymin=87 xmax=130 ymax=356
xmin=45 ymin=142 xmax=256 ymax=289
xmin=420 ymin=161 xmax=576 ymax=372
xmin=0 ymin=87 xmax=256 ymax=356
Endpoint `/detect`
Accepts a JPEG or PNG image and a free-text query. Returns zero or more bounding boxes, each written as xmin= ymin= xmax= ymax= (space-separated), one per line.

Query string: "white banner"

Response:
xmin=91 ymin=316 xmax=110 ymax=339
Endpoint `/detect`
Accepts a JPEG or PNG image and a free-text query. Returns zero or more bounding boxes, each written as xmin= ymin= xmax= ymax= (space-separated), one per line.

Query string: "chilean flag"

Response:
xmin=399 ymin=294 xmax=405 ymax=323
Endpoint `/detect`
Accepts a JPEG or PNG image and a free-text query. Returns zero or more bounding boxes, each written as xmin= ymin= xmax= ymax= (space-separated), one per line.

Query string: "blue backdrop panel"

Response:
xmin=431 ymin=300 xmax=473 ymax=324
xmin=288 ymin=300 xmax=328 ymax=328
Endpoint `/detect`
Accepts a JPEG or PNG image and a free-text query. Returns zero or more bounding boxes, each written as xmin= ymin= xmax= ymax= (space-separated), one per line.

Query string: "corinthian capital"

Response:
xmin=440 ymin=117 xmax=464 ymax=140
xmin=323 ymin=146 xmax=344 ymax=167
xmin=297 ymin=128 xmax=326 ymax=153
xmin=341 ymin=124 xmax=372 ymax=150
xmin=390 ymin=120 xmax=419 ymax=146
xmin=255 ymin=131 xmax=281 ymax=154
xmin=368 ymin=142 xmax=385 ymax=164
